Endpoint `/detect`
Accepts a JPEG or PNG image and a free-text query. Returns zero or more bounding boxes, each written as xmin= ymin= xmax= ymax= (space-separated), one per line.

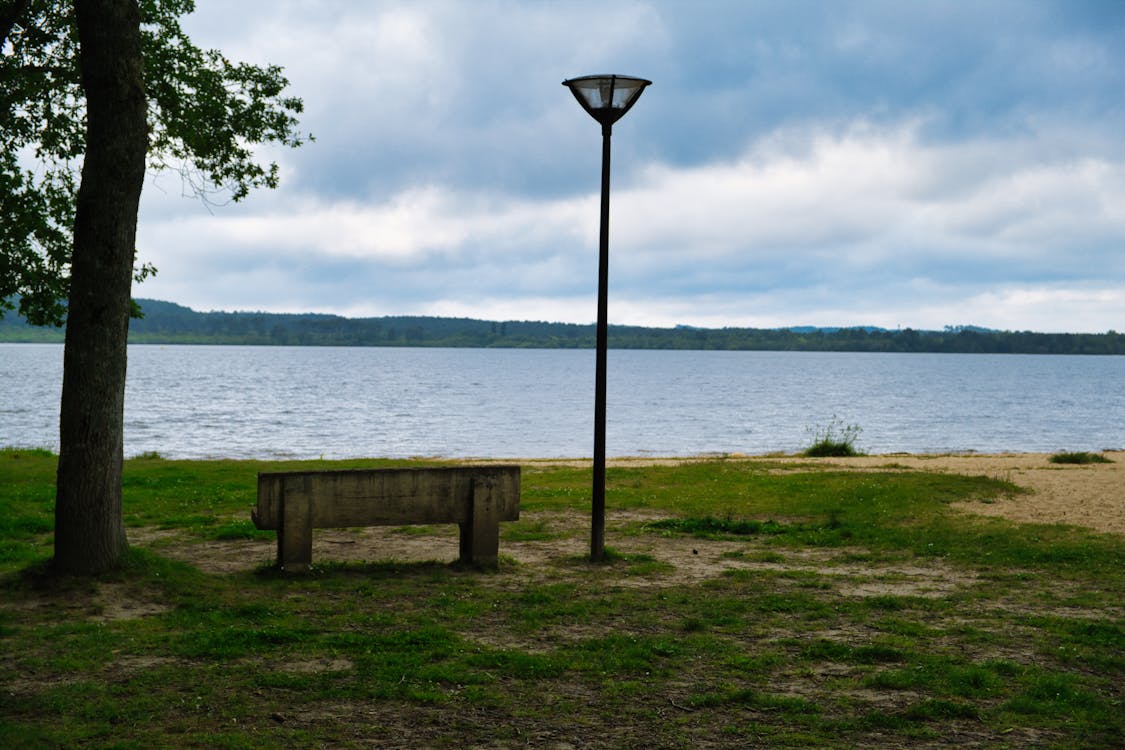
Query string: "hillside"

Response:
xmin=1 ymin=298 xmax=1122 ymax=354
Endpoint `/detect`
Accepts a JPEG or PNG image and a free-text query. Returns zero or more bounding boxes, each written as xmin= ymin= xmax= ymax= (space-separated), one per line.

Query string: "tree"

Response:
xmin=51 ymin=0 xmax=149 ymax=574
xmin=1 ymin=0 xmax=81 ymax=325
xmin=1 ymin=0 xmax=306 ymax=573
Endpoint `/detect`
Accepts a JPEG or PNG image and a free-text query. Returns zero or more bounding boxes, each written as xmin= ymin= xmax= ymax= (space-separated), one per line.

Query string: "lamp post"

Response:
xmin=562 ymin=74 xmax=651 ymax=562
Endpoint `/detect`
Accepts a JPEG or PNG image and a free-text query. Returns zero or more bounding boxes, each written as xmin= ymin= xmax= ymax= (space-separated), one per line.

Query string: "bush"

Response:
xmin=1 ymin=446 xmax=56 ymax=458
xmin=1049 ymin=451 xmax=1112 ymax=465
xmin=803 ymin=418 xmax=863 ymax=458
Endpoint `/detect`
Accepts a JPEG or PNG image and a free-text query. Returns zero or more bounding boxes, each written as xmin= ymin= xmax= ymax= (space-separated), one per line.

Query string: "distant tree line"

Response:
xmin=2 ymin=298 xmax=1122 ymax=354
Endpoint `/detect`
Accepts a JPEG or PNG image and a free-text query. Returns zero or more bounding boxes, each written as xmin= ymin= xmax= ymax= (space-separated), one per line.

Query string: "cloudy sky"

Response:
xmin=133 ymin=0 xmax=1125 ymax=333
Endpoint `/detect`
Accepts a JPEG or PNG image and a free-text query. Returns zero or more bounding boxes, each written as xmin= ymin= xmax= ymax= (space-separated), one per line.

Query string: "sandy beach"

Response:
xmin=510 ymin=451 xmax=1125 ymax=536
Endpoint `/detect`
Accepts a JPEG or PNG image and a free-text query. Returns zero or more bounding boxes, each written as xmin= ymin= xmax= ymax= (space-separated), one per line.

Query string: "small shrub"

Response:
xmin=682 ymin=617 xmax=708 ymax=633
xmin=803 ymin=417 xmax=863 ymax=457
xmin=1 ymin=446 xmax=56 ymax=458
xmin=647 ymin=516 xmax=788 ymax=537
xmin=1049 ymin=451 xmax=1112 ymax=465
xmin=211 ymin=520 xmax=274 ymax=541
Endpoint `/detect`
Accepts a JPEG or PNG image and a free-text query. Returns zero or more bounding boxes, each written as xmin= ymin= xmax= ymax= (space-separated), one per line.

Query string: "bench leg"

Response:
xmin=278 ymin=480 xmax=313 ymax=572
xmin=459 ymin=477 xmax=500 ymax=569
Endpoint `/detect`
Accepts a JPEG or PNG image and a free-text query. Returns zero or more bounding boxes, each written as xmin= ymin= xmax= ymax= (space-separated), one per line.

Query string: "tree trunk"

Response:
xmin=53 ymin=0 xmax=148 ymax=575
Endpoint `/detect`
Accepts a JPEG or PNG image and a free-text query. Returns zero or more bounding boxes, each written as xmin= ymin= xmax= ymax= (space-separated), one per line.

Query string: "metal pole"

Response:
xmin=592 ymin=121 xmax=612 ymax=562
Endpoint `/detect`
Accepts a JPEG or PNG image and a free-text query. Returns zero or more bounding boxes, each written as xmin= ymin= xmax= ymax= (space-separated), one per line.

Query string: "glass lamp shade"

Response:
xmin=563 ymin=74 xmax=651 ymax=127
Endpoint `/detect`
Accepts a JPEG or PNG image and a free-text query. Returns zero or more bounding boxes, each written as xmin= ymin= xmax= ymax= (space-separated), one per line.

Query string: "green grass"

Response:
xmin=802 ymin=417 xmax=864 ymax=457
xmin=1 ymin=448 xmax=1122 ymax=748
xmin=1049 ymin=451 xmax=1113 ymax=464
xmin=646 ymin=515 xmax=790 ymax=537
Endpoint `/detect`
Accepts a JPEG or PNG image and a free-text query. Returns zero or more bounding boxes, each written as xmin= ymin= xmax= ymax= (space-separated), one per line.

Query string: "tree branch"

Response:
xmin=0 ymin=0 xmax=30 ymax=50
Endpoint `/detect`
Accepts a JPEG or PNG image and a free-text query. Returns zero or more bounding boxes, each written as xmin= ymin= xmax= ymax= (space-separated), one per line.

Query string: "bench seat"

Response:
xmin=252 ymin=465 xmax=520 ymax=571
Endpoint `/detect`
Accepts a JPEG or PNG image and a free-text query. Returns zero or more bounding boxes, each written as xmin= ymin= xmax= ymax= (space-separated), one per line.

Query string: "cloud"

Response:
xmin=616 ymin=120 xmax=1123 ymax=290
xmin=130 ymin=1 xmax=1125 ymax=332
xmin=138 ymin=115 xmax=1125 ymax=331
xmin=181 ymin=1 xmax=670 ymax=198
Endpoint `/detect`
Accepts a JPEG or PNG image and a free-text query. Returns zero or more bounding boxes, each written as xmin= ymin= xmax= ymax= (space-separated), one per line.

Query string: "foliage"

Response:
xmin=6 ymin=297 xmax=1123 ymax=353
xmin=0 ymin=0 xmax=308 ymax=326
xmin=646 ymin=515 xmax=790 ymax=537
xmin=1 ymin=449 xmax=1122 ymax=746
xmin=802 ymin=417 xmax=864 ymax=457
xmin=1049 ymin=451 xmax=1113 ymax=465
xmin=109 ymin=307 xmax=1125 ymax=354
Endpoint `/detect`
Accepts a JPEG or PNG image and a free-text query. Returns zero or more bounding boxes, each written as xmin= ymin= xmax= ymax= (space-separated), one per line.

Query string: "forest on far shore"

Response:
xmin=2 ymin=298 xmax=1122 ymax=354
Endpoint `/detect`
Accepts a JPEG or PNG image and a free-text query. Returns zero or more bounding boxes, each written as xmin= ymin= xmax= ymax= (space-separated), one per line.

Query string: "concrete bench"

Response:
xmin=252 ymin=465 xmax=520 ymax=571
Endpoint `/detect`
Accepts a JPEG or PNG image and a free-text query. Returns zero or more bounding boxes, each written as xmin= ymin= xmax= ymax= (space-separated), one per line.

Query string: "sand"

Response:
xmin=827 ymin=451 xmax=1125 ymax=535
xmin=508 ymin=451 xmax=1125 ymax=536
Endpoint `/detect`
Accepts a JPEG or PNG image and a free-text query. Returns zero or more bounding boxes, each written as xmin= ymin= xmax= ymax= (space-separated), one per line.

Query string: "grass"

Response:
xmin=1049 ymin=451 xmax=1113 ymax=465
xmin=1 ymin=448 xmax=1122 ymax=748
xmin=802 ymin=417 xmax=864 ymax=457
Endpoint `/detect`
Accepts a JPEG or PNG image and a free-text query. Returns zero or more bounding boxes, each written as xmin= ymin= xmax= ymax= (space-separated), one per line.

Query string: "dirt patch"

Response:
xmin=127 ymin=513 xmax=978 ymax=609
xmin=2 ymin=576 xmax=174 ymax=623
xmin=277 ymin=657 xmax=353 ymax=674
xmin=89 ymin=583 xmax=174 ymax=622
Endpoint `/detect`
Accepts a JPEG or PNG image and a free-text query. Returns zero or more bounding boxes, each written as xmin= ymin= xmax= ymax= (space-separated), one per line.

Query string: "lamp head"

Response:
xmin=562 ymin=74 xmax=651 ymax=127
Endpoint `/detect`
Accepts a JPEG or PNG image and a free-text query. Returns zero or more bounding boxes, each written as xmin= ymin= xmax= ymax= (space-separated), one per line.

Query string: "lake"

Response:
xmin=2 ymin=344 xmax=1123 ymax=459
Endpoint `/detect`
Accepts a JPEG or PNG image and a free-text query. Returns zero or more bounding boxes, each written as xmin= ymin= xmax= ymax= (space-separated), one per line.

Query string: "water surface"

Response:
xmin=2 ymin=344 xmax=1122 ymax=459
